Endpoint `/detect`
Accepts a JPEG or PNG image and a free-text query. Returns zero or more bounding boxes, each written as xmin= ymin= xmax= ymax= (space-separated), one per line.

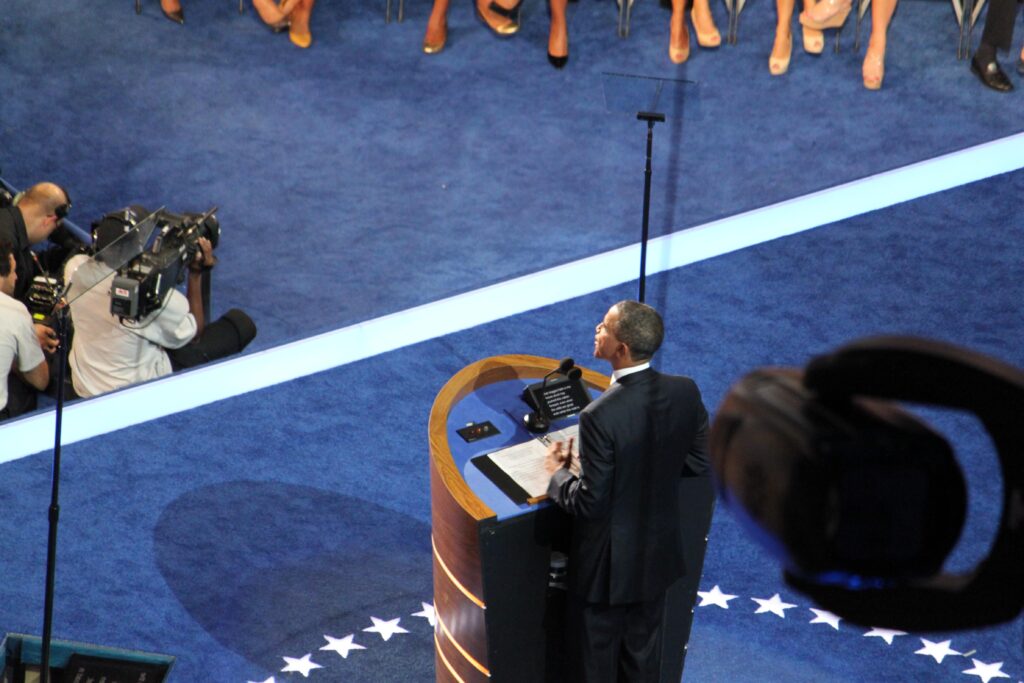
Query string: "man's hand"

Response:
xmin=190 ymin=237 xmax=216 ymax=272
xmin=34 ymin=323 xmax=58 ymax=354
xmin=544 ymin=437 xmax=575 ymax=475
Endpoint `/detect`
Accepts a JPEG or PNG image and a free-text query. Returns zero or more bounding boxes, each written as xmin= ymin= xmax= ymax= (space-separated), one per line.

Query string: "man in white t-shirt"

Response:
xmin=64 ymin=249 xmax=202 ymax=398
xmin=0 ymin=239 xmax=49 ymax=420
xmin=64 ymin=208 xmax=256 ymax=398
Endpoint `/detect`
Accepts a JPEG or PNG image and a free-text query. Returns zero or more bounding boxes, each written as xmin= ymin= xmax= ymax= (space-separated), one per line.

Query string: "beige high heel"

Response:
xmin=862 ymin=45 xmax=885 ymax=89
xmin=769 ymin=31 xmax=792 ymax=75
xmin=669 ymin=14 xmax=691 ymax=63
xmin=690 ymin=6 xmax=721 ymax=47
xmin=802 ymin=25 xmax=823 ymax=53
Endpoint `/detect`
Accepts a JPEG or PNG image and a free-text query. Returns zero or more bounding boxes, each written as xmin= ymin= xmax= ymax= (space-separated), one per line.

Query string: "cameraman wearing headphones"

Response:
xmin=0 ymin=181 xmax=75 ymax=414
xmin=63 ymin=208 xmax=256 ymax=398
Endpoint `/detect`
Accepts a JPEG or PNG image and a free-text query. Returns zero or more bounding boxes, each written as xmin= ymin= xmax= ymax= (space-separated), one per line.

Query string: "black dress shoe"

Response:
xmin=971 ymin=57 xmax=1013 ymax=92
xmin=161 ymin=6 xmax=185 ymax=24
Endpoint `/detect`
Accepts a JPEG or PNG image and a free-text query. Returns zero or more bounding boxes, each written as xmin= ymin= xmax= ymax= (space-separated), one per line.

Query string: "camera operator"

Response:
xmin=0 ymin=182 xmax=73 ymax=355
xmin=0 ymin=239 xmax=49 ymax=421
xmin=63 ymin=213 xmax=256 ymax=398
xmin=0 ymin=181 xmax=78 ymax=414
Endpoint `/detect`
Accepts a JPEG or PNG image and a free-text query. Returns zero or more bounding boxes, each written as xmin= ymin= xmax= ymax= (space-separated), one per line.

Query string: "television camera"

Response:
xmin=92 ymin=205 xmax=219 ymax=320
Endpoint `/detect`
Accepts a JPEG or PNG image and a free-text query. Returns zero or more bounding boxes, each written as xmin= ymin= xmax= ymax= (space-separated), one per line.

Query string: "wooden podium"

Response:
xmin=428 ymin=354 xmax=714 ymax=683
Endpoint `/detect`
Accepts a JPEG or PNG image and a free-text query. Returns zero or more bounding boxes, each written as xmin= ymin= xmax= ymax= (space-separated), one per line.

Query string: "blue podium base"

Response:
xmin=1 ymin=633 xmax=174 ymax=683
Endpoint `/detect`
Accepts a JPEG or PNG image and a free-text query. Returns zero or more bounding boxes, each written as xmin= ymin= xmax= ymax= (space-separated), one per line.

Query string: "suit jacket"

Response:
xmin=548 ymin=367 xmax=708 ymax=605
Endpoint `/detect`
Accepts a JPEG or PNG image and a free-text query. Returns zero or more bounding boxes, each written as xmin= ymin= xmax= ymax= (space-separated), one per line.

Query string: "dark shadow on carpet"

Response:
xmin=153 ymin=481 xmax=434 ymax=680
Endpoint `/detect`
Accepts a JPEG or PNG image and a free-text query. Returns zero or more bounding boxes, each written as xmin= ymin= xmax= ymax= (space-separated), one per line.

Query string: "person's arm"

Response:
xmin=184 ymin=237 xmax=215 ymax=339
xmin=18 ymin=358 xmax=49 ymax=391
xmin=683 ymin=402 xmax=710 ymax=476
xmin=546 ymin=410 xmax=615 ymax=519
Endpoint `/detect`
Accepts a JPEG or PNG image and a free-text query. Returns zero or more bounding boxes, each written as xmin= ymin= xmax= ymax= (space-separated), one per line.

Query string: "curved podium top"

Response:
xmin=429 ymin=353 xmax=610 ymax=521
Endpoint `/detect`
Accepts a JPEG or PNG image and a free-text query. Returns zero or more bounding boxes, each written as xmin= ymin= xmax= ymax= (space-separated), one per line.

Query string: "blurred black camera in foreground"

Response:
xmin=92 ymin=205 xmax=219 ymax=320
xmin=710 ymin=336 xmax=1023 ymax=631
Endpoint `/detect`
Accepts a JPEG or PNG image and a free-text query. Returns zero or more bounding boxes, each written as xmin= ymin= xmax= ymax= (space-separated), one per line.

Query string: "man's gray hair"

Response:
xmin=611 ymin=300 xmax=664 ymax=361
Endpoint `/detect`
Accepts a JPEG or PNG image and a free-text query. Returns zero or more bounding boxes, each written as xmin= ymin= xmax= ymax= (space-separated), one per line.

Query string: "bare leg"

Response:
xmin=289 ymin=0 xmax=314 ymax=48
xmin=549 ymin=0 xmax=569 ymax=63
xmin=690 ymin=0 xmax=721 ymax=47
xmin=252 ymin=0 xmax=301 ymax=25
xmin=669 ymin=0 xmax=691 ymax=62
xmin=161 ymin=0 xmax=181 ymax=11
xmin=863 ymin=0 xmax=896 ymax=88
xmin=424 ymin=0 xmax=450 ymax=53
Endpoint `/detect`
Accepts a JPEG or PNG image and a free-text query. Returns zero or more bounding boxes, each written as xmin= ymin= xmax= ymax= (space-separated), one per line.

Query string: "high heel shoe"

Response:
xmin=799 ymin=0 xmax=851 ymax=30
xmin=862 ymin=45 xmax=885 ymax=89
xmin=476 ymin=0 xmax=521 ymax=35
xmin=289 ymin=28 xmax=312 ymax=47
xmin=690 ymin=7 xmax=721 ymax=47
xmin=669 ymin=17 xmax=690 ymax=63
xmin=160 ymin=0 xmax=184 ymax=23
xmin=548 ymin=21 xmax=568 ymax=68
xmin=769 ymin=31 xmax=792 ymax=75
xmin=288 ymin=0 xmax=312 ymax=48
xmin=423 ymin=17 xmax=447 ymax=53
xmin=801 ymin=25 xmax=823 ymax=53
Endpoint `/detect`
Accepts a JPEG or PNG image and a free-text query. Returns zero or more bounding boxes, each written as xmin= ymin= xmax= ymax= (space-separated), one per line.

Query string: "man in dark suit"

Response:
xmin=545 ymin=300 xmax=709 ymax=682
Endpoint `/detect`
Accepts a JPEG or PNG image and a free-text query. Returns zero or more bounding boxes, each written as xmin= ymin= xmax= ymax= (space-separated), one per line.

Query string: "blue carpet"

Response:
xmin=0 ymin=165 xmax=1021 ymax=680
xmin=3 ymin=0 xmax=1023 ymax=351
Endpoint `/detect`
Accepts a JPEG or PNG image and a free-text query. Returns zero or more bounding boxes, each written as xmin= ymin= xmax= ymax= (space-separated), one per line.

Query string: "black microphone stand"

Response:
xmin=39 ymin=298 xmax=70 ymax=683
xmin=636 ymin=111 xmax=665 ymax=304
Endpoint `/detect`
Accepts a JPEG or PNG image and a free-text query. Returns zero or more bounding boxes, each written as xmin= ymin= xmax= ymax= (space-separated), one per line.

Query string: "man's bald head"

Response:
xmin=19 ymin=182 xmax=71 ymax=244
xmin=22 ymin=183 xmax=70 ymax=215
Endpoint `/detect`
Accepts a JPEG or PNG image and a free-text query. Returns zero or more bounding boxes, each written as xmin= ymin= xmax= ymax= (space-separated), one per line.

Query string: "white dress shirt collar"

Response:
xmin=611 ymin=361 xmax=650 ymax=385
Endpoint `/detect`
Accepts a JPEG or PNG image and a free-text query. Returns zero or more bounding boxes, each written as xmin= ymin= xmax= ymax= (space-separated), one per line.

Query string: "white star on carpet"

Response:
xmin=808 ymin=608 xmax=841 ymax=630
xmin=412 ymin=602 xmax=437 ymax=626
xmin=280 ymin=654 xmax=322 ymax=678
xmin=962 ymin=659 xmax=1010 ymax=683
xmin=363 ymin=616 xmax=410 ymax=641
xmin=320 ymin=634 xmax=365 ymax=659
xmin=914 ymin=638 xmax=961 ymax=663
xmin=697 ymin=585 xmax=737 ymax=609
xmin=863 ymin=627 xmax=907 ymax=645
xmin=751 ymin=594 xmax=797 ymax=618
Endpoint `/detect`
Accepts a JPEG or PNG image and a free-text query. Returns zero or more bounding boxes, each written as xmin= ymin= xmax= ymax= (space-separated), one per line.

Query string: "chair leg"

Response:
xmin=135 ymin=0 xmax=141 ymax=14
xmin=240 ymin=0 xmax=245 ymax=14
xmin=957 ymin=0 xmax=975 ymax=59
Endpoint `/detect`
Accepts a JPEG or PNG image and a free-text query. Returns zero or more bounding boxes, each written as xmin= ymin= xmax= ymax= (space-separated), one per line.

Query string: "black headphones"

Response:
xmin=710 ymin=336 xmax=1024 ymax=631
xmin=53 ymin=183 xmax=72 ymax=221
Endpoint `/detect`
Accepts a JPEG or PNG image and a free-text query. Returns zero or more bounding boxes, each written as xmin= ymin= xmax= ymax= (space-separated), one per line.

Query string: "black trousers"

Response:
xmin=567 ymin=592 xmax=666 ymax=683
xmin=981 ymin=0 xmax=1021 ymax=52
xmin=3 ymin=372 xmax=39 ymax=421
xmin=168 ymin=308 xmax=256 ymax=370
